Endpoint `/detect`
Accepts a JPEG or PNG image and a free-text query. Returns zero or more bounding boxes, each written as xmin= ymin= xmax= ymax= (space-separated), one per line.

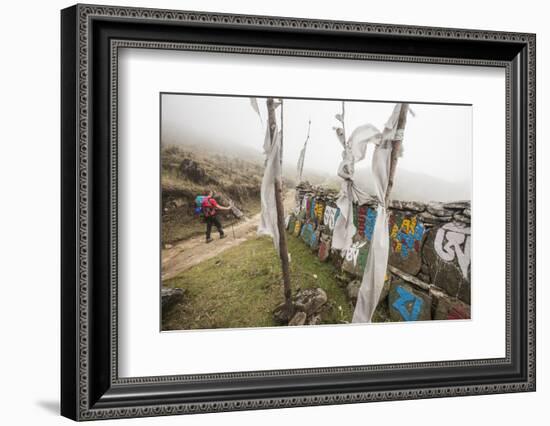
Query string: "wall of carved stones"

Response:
xmin=287 ymin=184 xmax=471 ymax=322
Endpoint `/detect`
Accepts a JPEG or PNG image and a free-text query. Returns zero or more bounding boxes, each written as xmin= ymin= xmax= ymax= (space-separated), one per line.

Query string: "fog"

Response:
xmin=162 ymin=94 xmax=472 ymax=201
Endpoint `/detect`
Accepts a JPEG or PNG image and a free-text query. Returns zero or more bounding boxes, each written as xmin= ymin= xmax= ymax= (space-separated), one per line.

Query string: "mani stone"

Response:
xmin=309 ymin=230 xmax=321 ymax=252
xmin=287 ymin=215 xmax=295 ymax=231
xmin=388 ymin=282 xmax=432 ymax=322
xmin=292 ymin=219 xmax=303 ymax=237
xmin=387 ymin=212 xmax=425 ymax=276
xmin=318 ymin=234 xmax=332 ymax=262
xmin=341 ymin=241 xmax=370 ymax=277
xmin=300 ymin=222 xmax=316 ymax=246
xmin=433 ymin=296 xmax=471 ymax=320
xmin=422 ymin=224 xmax=471 ymax=304
xmin=161 ymin=287 xmax=185 ymax=310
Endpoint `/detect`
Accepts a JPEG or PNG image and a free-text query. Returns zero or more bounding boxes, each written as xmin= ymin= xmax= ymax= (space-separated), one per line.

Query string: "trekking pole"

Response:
xmin=231 ymin=222 xmax=236 ymax=239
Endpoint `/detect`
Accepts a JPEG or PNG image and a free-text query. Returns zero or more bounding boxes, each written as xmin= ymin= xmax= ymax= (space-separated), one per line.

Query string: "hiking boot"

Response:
xmin=206 ymin=237 xmax=213 ymax=243
xmin=219 ymin=234 xmax=226 ymax=240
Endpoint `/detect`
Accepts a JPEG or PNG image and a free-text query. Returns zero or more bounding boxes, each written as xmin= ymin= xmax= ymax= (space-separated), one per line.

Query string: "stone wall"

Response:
xmin=287 ymin=183 xmax=471 ymax=322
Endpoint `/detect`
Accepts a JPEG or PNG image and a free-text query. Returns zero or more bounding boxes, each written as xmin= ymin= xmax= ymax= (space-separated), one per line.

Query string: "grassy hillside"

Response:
xmin=162 ymin=144 xmax=265 ymax=244
xmin=162 ymin=234 xmax=353 ymax=330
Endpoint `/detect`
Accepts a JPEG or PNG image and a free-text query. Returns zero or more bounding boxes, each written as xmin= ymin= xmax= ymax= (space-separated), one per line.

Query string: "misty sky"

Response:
xmin=161 ymin=94 xmax=472 ymax=199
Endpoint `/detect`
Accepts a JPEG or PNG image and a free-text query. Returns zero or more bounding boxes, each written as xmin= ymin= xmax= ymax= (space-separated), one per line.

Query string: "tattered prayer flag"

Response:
xmin=249 ymin=97 xmax=262 ymax=124
xmin=257 ymin=126 xmax=282 ymax=255
xmin=351 ymin=103 xmax=412 ymax=324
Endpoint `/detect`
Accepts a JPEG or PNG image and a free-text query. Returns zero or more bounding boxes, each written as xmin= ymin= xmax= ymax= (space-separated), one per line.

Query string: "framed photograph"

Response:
xmin=61 ymin=4 xmax=536 ymax=421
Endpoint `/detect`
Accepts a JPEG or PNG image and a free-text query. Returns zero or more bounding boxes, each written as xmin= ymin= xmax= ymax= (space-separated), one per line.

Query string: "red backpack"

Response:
xmin=201 ymin=196 xmax=216 ymax=217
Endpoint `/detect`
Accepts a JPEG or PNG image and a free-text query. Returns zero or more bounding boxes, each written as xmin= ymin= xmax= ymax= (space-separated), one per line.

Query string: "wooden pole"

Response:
xmin=385 ymin=103 xmax=409 ymax=206
xmin=267 ymin=98 xmax=293 ymax=320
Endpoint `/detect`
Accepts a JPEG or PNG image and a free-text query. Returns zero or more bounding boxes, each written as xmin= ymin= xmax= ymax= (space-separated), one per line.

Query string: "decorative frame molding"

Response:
xmin=61 ymin=4 xmax=535 ymax=421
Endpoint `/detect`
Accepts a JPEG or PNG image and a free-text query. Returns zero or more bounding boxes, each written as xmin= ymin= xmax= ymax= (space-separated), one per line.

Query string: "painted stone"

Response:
xmin=423 ymin=222 xmax=471 ymax=304
xmin=357 ymin=205 xmax=368 ymax=236
xmin=352 ymin=203 xmax=359 ymax=229
xmin=318 ymin=234 xmax=332 ymax=262
xmin=310 ymin=229 xmax=321 ymax=251
xmin=341 ymin=240 xmax=369 ymax=277
xmin=293 ymin=219 xmax=303 ymax=237
xmin=433 ymin=296 xmax=471 ymax=320
xmin=388 ymin=212 xmax=425 ymax=276
xmin=286 ymin=215 xmax=295 ymax=231
xmin=314 ymin=200 xmax=325 ymax=225
xmin=354 ymin=205 xmax=378 ymax=242
xmin=309 ymin=197 xmax=316 ymax=220
xmin=300 ymin=222 xmax=316 ymax=246
xmin=323 ymin=205 xmax=340 ymax=233
xmin=363 ymin=207 xmax=377 ymax=241
xmin=388 ymin=282 xmax=432 ymax=322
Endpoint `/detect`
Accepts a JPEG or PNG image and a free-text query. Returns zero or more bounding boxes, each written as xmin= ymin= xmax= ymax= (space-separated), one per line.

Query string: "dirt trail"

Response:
xmin=162 ymin=191 xmax=295 ymax=281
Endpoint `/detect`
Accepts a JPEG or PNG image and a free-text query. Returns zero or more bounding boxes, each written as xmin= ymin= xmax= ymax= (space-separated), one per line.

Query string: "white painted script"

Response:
xmin=434 ymin=223 xmax=471 ymax=279
xmin=324 ymin=206 xmax=338 ymax=231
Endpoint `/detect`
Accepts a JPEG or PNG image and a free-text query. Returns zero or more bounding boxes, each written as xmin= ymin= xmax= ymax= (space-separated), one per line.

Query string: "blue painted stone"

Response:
xmin=388 ymin=282 xmax=432 ymax=322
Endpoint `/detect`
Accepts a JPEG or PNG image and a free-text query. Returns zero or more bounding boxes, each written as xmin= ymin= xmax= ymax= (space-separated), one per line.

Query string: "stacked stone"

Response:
xmin=286 ymin=187 xmax=472 ymax=323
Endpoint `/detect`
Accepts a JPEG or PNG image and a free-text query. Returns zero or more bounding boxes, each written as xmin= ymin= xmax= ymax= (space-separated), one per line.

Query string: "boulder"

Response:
xmin=422 ymin=223 xmax=471 ymax=304
xmin=288 ymin=311 xmax=307 ymax=326
xmin=161 ymin=287 xmax=185 ymax=310
xmin=318 ymin=234 xmax=332 ymax=262
xmin=346 ymin=279 xmax=362 ymax=304
xmin=388 ymin=212 xmax=426 ymax=276
xmin=307 ymin=314 xmax=322 ymax=325
xmin=293 ymin=288 xmax=328 ymax=316
xmin=292 ymin=219 xmax=303 ymax=237
xmin=310 ymin=230 xmax=321 ymax=251
xmin=342 ymin=241 xmax=370 ymax=277
xmin=287 ymin=215 xmax=296 ymax=232
xmin=178 ymin=158 xmax=206 ymax=182
xmin=388 ymin=282 xmax=432 ymax=322
xmin=300 ymin=221 xmax=316 ymax=246
xmin=274 ymin=288 xmax=328 ymax=325
xmin=433 ymin=296 xmax=471 ymax=320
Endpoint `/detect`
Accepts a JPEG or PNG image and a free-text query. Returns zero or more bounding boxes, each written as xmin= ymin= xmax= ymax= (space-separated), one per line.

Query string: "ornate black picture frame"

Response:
xmin=61 ymin=4 xmax=536 ymax=421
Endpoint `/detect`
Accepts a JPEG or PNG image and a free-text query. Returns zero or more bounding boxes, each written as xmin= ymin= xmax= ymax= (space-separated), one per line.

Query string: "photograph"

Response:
xmin=55 ymin=2 xmax=537 ymax=421
xmin=160 ymin=94 xmax=472 ymax=331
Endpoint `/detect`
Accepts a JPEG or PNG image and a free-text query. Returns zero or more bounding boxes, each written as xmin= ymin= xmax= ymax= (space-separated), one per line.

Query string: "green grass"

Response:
xmin=162 ymin=234 xmax=353 ymax=330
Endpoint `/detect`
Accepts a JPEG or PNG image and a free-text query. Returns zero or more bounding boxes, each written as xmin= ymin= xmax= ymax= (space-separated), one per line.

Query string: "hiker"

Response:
xmin=201 ymin=190 xmax=231 ymax=243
